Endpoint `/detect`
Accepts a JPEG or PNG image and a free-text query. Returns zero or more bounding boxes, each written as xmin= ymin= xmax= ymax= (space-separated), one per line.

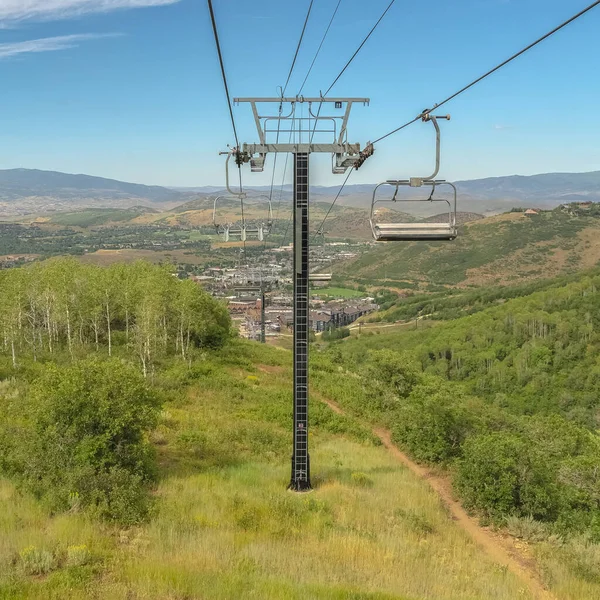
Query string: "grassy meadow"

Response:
xmin=316 ymin=286 xmax=365 ymax=300
xmin=1 ymin=341 xmax=536 ymax=600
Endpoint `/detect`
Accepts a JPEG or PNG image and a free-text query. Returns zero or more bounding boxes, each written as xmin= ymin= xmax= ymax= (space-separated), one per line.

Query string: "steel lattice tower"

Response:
xmin=231 ymin=97 xmax=368 ymax=490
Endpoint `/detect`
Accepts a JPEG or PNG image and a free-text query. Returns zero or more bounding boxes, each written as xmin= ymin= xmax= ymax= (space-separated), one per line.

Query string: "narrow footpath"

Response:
xmin=318 ymin=395 xmax=557 ymax=600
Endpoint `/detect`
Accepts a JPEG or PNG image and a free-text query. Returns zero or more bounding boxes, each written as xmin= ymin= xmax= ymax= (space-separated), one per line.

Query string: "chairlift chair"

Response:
xmin=309 ymin=230 xmax=333 ymax=282
xmin=212 ymin=151 xmax=274 ymax=242
xmin=241 ymin=193 xmax=274 ymax=242
xmin=369 ymin=114 xmax=458 ymax=242
xmin=212 ymin=195 xmax=246 ymax=242
xmin=370 ymin=181 xmax=457 ymax=241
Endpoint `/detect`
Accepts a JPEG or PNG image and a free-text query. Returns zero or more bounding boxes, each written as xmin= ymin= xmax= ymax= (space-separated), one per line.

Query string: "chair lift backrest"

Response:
xmin=213 ymin=194 xmax=245 ymax=239
xmin=243 ymin=193 xmax=274 ymax=236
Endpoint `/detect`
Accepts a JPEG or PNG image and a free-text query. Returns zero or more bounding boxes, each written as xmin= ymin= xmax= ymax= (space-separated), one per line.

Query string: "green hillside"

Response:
xmin=0 ymin=259 xmax=543 ymax=600
xmin=339 ymin=205 xmax=600 ymax=289
xmin=316 ymin=268 xmax=600 ymax=598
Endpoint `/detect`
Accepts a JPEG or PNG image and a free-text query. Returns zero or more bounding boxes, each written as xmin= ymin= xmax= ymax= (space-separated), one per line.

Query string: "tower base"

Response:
xmin=288 ymin=454 xmax=312 ymax=492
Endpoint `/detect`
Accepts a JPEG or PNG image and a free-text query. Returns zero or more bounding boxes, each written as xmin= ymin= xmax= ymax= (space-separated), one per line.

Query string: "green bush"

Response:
xmin=19 ymin=546 xmax=56 ymax=575
xmin=365 ymin=350 xmax=420 ymax=399
xmin=391 ymin=378 xmax=476 ymax=464
xmin=13 ymin=358 xmax=161 ymax=524
xmin=322 ymin=326 xmax=350 ymax=341
xmin=455 ymin=432 xmax=560 ymax=522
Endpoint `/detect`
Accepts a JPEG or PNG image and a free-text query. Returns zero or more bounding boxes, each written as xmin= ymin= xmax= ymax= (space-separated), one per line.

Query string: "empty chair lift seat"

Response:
xmin=373 ymin=221 xmax=457 ymax=241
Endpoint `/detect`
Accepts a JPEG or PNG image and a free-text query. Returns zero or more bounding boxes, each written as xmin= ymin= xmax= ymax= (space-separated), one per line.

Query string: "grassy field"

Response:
xmin=48 ymin=208 xmax=154 ymax=227
xmin=77 ymin=248 xmax=211 ymax=266
xmin=316 ymin=286 xmax=364 ymax=299
xmin=0 ymin=341 xmax=538 ymax=600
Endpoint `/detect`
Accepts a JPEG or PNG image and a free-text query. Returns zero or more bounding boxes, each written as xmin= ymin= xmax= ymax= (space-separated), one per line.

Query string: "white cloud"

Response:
xmin=494 ymin=124 xmax=514 ymax=130
xmin=0 ymin=33 xmax=119 ymax=59
xmin=0 ymin=1 xmax=179 ymax=23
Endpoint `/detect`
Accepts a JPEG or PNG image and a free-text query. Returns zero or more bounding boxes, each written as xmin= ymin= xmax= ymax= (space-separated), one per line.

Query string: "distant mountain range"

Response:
xmin=175 ymin=172 xmax=600 ymax=213
xmin=0 ymin=168 xmax=189 ymax=205
xmin=455 ymin=171 xmax=600 ymax=203
xmin=325 ymin=172 xmax=600 ymax=213
xmin=1 ymin=168 xmax=599 ymax=217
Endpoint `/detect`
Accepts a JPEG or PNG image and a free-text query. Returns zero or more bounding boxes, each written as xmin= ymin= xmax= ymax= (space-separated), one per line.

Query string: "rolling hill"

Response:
xmin=456 ymin=171 xmax=600 ymax=203
xmin=317 ymin=266 xmax=600 ymax=600
xmin=338 ymin=204 xmax=600 ymax=289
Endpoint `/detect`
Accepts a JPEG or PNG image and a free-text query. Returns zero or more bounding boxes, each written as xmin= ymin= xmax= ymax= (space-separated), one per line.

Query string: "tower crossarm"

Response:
xmin=240 ymin=142 xmax=361 ymax=155
xmin=233 ymin=97 xmax=369 ymax=174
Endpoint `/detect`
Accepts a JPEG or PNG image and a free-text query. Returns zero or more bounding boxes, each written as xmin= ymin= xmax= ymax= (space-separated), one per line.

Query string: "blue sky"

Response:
xmin=0 ymin=0 xmax=598 ymax=187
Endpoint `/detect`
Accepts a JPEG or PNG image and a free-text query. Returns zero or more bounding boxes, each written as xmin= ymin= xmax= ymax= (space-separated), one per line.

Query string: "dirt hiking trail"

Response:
xmin=319 ymin=395 xmax=557 ymax=600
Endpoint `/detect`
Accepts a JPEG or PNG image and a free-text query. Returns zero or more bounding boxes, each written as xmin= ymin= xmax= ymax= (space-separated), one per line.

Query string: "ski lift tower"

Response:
xmin=233 ymin=96 xmax=369 ymax=491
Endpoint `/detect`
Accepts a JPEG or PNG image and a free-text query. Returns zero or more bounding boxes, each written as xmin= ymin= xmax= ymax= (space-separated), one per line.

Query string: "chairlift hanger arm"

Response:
xmin=423 ymin=115 xmax=442 ymax=181
xmin=219 ymin=151 xmax=246 ymax=198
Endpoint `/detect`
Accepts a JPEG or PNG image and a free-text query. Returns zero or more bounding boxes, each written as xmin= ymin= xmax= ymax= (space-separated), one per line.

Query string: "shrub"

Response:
xmin=505 ymin=515 xmax=549 ymax=542
xmin=322 ymin=326 xmax=350 ymax=342
xmin=19 ymin=546 xmax=56 ymax=575
xmin=66 ymin=545 xmax=92 ymax=567
xmin=16 ymin=358 xmax=161 ymax=524
xmin=391 ymin=378 xmax=477 ymax=464
xmin=455 ymin=432 xmax=560 ymax=521
xmin=365 ymin=350 xmax=420 ymax=399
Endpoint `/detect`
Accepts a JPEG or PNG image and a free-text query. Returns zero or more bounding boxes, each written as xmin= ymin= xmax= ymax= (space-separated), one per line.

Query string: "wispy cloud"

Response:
xmin=0 ymin=33 xmax=120 ymax=59
xmin=494 ymin=124 xmax=514 ymax=131
xmin=0 ymin=1 xmax=179 ymax=24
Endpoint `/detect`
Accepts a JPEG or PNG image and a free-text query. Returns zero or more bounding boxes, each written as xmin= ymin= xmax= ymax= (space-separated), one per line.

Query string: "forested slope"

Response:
xmin=314 ymin=268 xmax=600 ymax=598
xmin=348 ymin=270 xmax=600 ymax=424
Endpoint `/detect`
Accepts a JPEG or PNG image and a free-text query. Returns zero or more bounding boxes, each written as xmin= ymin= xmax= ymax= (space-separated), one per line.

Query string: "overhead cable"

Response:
xmin=311 ymin=168 xmax=354 ymax=243
xmin=270 ymin=1 xmax=314 ymax=239
xmin=207 ymin=0 xmax=240 ymax=149
xmin=372 ymin=0 xmax=600 ymax=145
xmin=297 ymin=0 xmax=343 ymax=96
xmin=283 ymin=0 xmax=314 ymax=95
xmin=324 ymin=0 xmax=396 ymax=96
xmin=318 ymin=0 xmax=600 ymax=242
xmin=207 ymin=0 xmax=247 ymax=255
xmin=309 ymin=0 xmax=395 ymax=144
